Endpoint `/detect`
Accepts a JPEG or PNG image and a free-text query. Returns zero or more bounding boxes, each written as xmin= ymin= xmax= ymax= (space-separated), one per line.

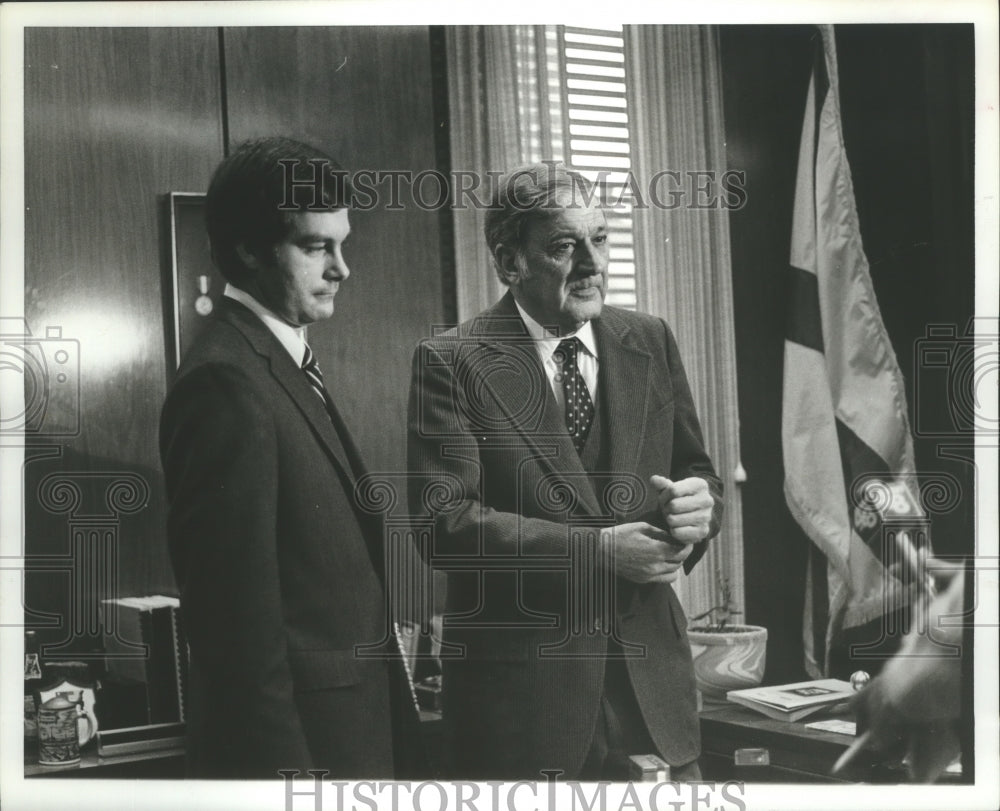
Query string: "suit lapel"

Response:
xmin=270 ymin=354 xmax=358 ymax=483
xmin=593 ymin=312 xmax=651 ymax=614
xmin=485 ymin=338 xmax=586 ymax=471
xmin=273 ymin=353 xmax=389 ymax=579
xmin=219 ymin=299 xmax=357 ymax=484
xmin=474 ymin=293 xmax=600 ymax=514
xmin=477 ymin=297 xmax=654 ymax=486
xmin=219 ymin=299 xmax=389 ymax=583
xmin=594 ymin=310 xmax=651 ymax=482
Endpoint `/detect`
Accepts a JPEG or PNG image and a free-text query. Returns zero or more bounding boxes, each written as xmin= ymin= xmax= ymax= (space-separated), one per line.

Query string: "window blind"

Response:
xmin=517 ymin=25 xmax=637 ymax=310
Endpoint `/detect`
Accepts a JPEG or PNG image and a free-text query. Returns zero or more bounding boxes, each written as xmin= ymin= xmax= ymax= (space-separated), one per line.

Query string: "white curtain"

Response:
xmin=624 ymin=25 xmax=745 ymax=621
xmin=447 ymin=26 xmax=565 ymax=320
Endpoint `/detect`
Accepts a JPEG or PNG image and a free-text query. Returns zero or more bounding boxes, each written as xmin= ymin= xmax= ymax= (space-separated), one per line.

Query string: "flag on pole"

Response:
xmin=782 ymin=25 xmax=925 ymax=678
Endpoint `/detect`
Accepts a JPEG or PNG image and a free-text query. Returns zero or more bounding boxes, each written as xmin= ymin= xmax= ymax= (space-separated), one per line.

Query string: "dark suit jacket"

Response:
xmin=406 ymin=291 xmax=723 ymax=779
xmin=160 ymin=298 xmax=419 ymax=779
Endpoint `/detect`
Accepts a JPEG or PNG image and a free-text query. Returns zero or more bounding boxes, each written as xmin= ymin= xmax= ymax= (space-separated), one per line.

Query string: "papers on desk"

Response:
xmin=726 ymin=679 xmax=855 ymax=722
xmin=805 ymin=718 xmax=857 ymax=735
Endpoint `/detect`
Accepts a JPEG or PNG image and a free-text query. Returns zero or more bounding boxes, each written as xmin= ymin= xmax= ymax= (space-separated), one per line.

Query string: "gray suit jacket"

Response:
xmin=407 ymin=291 xmax=723 ymax=778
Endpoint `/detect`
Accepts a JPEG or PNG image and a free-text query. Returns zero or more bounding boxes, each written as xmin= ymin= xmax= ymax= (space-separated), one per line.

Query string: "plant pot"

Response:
xmin=687 ymin=624 xmax=767 ymax=704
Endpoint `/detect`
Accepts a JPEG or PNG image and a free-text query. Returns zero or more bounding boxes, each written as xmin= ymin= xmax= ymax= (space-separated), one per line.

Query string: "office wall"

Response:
xmin=23 ymin=29 xmax=225 ymax=649
xmin=720 ymin=24 xmax=975 ymax=681
xmin=22 ymin=27 xmax=445 ymax=653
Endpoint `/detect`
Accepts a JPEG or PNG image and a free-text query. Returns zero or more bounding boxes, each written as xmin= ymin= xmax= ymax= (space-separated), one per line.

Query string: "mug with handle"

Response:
xmin=37 ymin=692 xmax=95 ymax=766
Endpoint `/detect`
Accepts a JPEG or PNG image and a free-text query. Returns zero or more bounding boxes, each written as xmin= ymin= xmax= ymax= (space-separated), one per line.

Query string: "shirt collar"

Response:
xmin=224 ymin=284 xmax=307 ymax=366
xmin=514 ymin=299 xmax=598 ymax=360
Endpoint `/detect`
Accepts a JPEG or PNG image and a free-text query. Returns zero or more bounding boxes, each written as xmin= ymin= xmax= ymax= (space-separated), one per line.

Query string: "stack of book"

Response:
xmin=726 ymin=679 xmax=855 ymax=722
xmin=100 ymin=596 xmax=188 ymax=727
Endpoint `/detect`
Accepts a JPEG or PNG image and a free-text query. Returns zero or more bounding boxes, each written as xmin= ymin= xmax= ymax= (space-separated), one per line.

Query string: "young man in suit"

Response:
xmin=161 ymin=137 xmax=419 ymax=779
xmin=407 ymin=163 xmax=723 ymax=780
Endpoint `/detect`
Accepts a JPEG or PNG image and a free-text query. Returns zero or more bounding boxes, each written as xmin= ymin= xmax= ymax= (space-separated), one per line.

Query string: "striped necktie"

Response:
xmin=555 ymin=337 xmax=595 ymax=454
xmin=302 ymin=344 xmax=333 ymax=415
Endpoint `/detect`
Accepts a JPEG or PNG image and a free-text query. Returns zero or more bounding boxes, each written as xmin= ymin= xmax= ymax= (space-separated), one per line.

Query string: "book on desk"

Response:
xmin=726 ymin=679 xmax=855 ymax=722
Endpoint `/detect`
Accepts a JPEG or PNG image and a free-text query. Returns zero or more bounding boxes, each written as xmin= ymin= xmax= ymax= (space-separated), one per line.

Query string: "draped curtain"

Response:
xmin=447 ymin=26 xmax=565 ymax=319
xmin=624 ymin=25 xmax=744 ymax=620
xmin=446 ymin=25 xmax=745 ymax=621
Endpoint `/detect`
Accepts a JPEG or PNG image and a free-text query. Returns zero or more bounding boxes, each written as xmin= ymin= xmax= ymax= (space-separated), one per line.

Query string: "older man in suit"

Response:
xmin=407 ymin=163 xmax=723 ymax=780
xmin=160 ymin=137 xmax=418 ymax=778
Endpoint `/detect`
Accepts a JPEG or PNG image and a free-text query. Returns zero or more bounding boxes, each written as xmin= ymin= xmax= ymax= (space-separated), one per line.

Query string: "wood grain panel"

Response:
xmin=223 ymin=26 xmax=445 ymax=473
xmin=23 ymin=28 xmax=225 ymax=634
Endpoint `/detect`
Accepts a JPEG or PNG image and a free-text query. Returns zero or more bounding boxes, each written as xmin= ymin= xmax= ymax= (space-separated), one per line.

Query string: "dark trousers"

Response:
xmin=580 ymin=641 xmax=701 ymax=782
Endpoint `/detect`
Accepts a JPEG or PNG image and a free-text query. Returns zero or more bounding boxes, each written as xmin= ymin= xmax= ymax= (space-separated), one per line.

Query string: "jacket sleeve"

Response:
xmin=160 ymin=363 xmax=314 ymax=774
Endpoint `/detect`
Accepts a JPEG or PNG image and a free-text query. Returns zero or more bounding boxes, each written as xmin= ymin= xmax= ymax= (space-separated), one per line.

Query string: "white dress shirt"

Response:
xmin=224 ymin=284 xmax=307 ymax=367
xmin=514 ymin=300 xmax=599 ymax=412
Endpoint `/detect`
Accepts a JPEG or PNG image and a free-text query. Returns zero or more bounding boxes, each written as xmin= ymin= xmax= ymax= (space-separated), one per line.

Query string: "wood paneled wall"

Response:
xmin=24 ymin=29 xmax=225 ymax=645
xmin=22 ymin=27 xmax=445 ymax=652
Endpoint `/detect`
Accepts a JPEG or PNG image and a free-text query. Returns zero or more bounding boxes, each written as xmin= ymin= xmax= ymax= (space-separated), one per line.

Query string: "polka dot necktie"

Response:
xmin=555 ymin=337 xmax=594 ymax=454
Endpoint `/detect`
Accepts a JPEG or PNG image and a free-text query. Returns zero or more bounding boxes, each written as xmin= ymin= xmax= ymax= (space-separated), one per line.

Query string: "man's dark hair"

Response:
xmin=483 ymin=162 xmax=596 ymax=285
xmin=205 ymin=136 xmax=354 ymax=286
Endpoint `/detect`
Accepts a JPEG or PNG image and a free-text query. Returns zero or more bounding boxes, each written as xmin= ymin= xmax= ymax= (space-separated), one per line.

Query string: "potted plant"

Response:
xmin=687 ymin=572 xmax=767 ymax=704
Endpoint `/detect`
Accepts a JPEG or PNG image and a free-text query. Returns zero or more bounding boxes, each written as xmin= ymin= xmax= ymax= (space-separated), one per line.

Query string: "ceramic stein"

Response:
xmin=37 ymin=692 xmax=94 ymax=766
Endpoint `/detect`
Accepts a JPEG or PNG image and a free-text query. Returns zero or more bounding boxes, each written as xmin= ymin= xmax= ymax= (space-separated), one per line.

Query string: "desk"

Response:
xmin=699 ymin=705 xmax=967 ymax=783
xmin=700 ymin=705 xmax=892 ymax=783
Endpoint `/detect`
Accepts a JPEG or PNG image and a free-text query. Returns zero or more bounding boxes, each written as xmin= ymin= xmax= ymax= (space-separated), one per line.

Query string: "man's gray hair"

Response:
xmin=484 ymin=162 xmax=598 ymax=285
